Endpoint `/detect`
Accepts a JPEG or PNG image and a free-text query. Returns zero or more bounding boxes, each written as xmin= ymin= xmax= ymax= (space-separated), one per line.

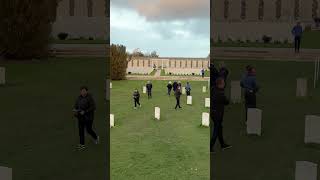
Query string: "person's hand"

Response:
xmin=80 ymin=111 xmax=85 ymax=115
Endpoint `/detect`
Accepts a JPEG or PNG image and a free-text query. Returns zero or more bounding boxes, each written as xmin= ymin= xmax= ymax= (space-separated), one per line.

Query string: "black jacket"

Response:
xmin=167 ymin=84 xmax=173 ymax=89
xmin=133 ymin=91 xmax=140 ymax=99
xmin=74 ymin=94 xmax=96 ymax=120
xmin=175 ymin=89 xmax=182 ymax=98
xmin=173 ymin=82 xmax=178 ymax=91
xmin=211 ymin=88 xmax=229 ymax=121
xmin=146 ymin=83 xmax=152 ymax=91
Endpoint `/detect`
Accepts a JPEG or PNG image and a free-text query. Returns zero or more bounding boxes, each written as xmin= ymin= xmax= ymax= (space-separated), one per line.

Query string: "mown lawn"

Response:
xmin=212 ymin=59 xmax=320 ymax=180
xmin=110 ymin=80 xmax=210 ymax=180
xmin=0 ymin=58 xmax=108 ymax=180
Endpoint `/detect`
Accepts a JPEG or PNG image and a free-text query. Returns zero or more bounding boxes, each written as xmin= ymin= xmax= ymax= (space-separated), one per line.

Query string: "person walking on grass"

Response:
xmin=292 ymin=21 xmax=303 ymax=53
xmin=167 ymin=81 xmax=173 ymax=95
xmin=175 ymin=86 xmax=182 ymax=109
xmin=173 ymin=81 xmax=178 ymax=92
xmin=240 ymin=66 xmax=259 ymax=123
xmin=210 ymin=78 xmax=231 ymax=153
xmin=146 ymin=81 xmax=153 ymax=99
xmin=133 ymin=89 xmax=141 ymax=109
xmin=73 ymin=86 xmax=99 ymax=150
xmin=185 ymin=82 xmax=191 ymax=96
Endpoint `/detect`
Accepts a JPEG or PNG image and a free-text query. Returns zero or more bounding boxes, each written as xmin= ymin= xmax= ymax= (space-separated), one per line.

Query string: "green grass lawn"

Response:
xmin=212 ymin=60 xmax=320 ymax=180
xmin=0 ymin=58 xmax=108 ymax=180
xmin=110 ymin=80 xmax=210 ymax=180
xmin=214 ymin=31 xmax=320 ymax=49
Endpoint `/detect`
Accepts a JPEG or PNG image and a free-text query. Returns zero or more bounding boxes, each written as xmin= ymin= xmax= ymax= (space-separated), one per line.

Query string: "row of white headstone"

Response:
xmin=142 ymin=86 xmax=208 ymax=94
xmin=110 ymin=109 xmax=210 ymax=128
xmin=0 ymin=67 xmax=5 ymax=85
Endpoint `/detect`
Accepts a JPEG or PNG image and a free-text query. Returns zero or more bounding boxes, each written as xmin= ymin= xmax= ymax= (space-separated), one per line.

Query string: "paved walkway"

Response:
xmin=126 ymin=75 xmax=209 ymax=81
xmin=213 ymin=47 xmax=320 ymax=61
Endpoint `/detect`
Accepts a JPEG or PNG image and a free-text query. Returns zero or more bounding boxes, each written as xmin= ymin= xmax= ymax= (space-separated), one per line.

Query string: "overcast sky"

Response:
xmin=110 ymin=0 xmax=210 ymax=57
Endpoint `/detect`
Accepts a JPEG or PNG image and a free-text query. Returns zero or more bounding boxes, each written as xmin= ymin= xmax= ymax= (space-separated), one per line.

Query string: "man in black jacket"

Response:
xmin=210 ymin=78 xmax=231 ymax=153
xmin=73 ymin=86 xmax=99 ymax=150
xmin=146 ymin=81 xmax=153 ymax=99
xmin=167 ymin=81 xmax=173 ymax=95
xmin=172 ymin=81 xmax=178 ymax=92
xmin=174 ymin=86 xmax=182 ymax=109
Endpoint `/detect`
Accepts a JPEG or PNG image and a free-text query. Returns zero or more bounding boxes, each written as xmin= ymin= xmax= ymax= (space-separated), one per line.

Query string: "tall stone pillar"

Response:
xmin=282 ymin=0 xmax=295 ymax=22
xmin=301 ymin=0 xmax=313 ymax=22
xmin=247 ymin=0 xmax=259 ymax=21
xmin=264 ymin=0 xmax=276 ymax=21
xmin=75 ymin=0 xmax=87 ymax=16
xmin=56 ymin=0 xmax=69 ymax=17
xmin=229 ymin=0 xmax=242 ymax=21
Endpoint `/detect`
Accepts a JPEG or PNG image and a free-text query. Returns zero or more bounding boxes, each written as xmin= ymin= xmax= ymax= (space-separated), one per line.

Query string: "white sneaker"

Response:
xmin=139 ymin=104 xmax=142 ymax=108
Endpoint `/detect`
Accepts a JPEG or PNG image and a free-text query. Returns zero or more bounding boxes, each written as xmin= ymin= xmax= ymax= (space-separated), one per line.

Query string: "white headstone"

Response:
xmin=187 ymin=96 xmax=192 ymax=105
xmin=155 ymin=107 xmax=160 ymax=120
xmin=202 ymin=86 xmax=207 ymax=93
xmin=231 ymin=81 xmax=241 ymax=103
xmin=110 ymin=114 xmax=114 ymax=128
xmin=0 ymin=166 xmax=12 ymax=180
xmin=202 ymin=112 xmax=210 ymax=127
xmin=247 ymin=108 xmax=262 ymax=136
xmin=0 ymin=67 xmax=5 ymax=85
xmin=296 ymin=78 xmax=307 ymax=97
xmin=304 ymin=115 xmax=320 ymax=144
xmin=110 ymin=82 xmax=112 ymax=89
xmin=143 ymin=86 xmax=147 ymax=94
xmin=205 ymin=98 xmax=210 ymax=108
xmin=295 ymin=161 xmax=318 ymax=180
xmin=182 ymin=87 xmax=186 ymax=94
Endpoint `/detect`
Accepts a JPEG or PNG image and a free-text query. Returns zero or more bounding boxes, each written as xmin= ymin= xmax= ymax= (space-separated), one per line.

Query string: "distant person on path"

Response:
xmin=185 ymin=82 xmax=191 ymax=96
xmin=133 ymin=89 xmax=141 ymax=109
xmin=167 ymin=81 xmax=173 ymax=95
xmin=174 ymin=86 xmax=182 ymax=109
xmin=201 ymin=68 xmax=205 ymax=78
xmin=240 ymin=66 xmax=259 ymax=122
xmin=210 ymin=78 xmax=231 ymax=153
xmin=291 ymin=22 xmax=303 ymax=53
xmin=73 ymin=86 xmax=99 ymax=150
xmin=173 ymin=81 xmax=178 ymax=92
xmin=218 ymin=62 xmax=229 ymax=88
xmin=146 ymin=81 xmax=153 ymax=99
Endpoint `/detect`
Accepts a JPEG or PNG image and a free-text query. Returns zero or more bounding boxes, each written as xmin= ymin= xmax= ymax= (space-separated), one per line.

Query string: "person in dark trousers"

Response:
xmin=73 ymin=86 xmax=99 ymax=150
xmin=240 ymin=66 xmax=259 ymax=123
xmin=210 ymin=63 xmax=220 ymax=91
xmin=201 ymin=68 xmax=205 ymax=78
xmin=167 ymin=81 xmax=173 ymax=95
xmin=210 ymin=78 xmax=231 ymax=153
xmin=218 ymin=62 xmax=229 ymax=88
xmin=185 ymin=82 xmax=191 ymax=96
xmin=291 ymin=22 xmax=303 ymax=53
xmin=172 ymin=81 xmax=178 ymax=92
xmin=174 ymin=86 xmax=182 ymax=109
xmin=146 ymin=81 xmax=153 ymax=99
xmin=133 ymin=89 xmax=141 ymax=109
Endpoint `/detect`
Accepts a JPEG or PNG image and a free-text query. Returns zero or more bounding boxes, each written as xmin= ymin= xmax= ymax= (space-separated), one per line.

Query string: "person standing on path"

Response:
xmin=291 ymin=22 xmax=303 ymax=53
